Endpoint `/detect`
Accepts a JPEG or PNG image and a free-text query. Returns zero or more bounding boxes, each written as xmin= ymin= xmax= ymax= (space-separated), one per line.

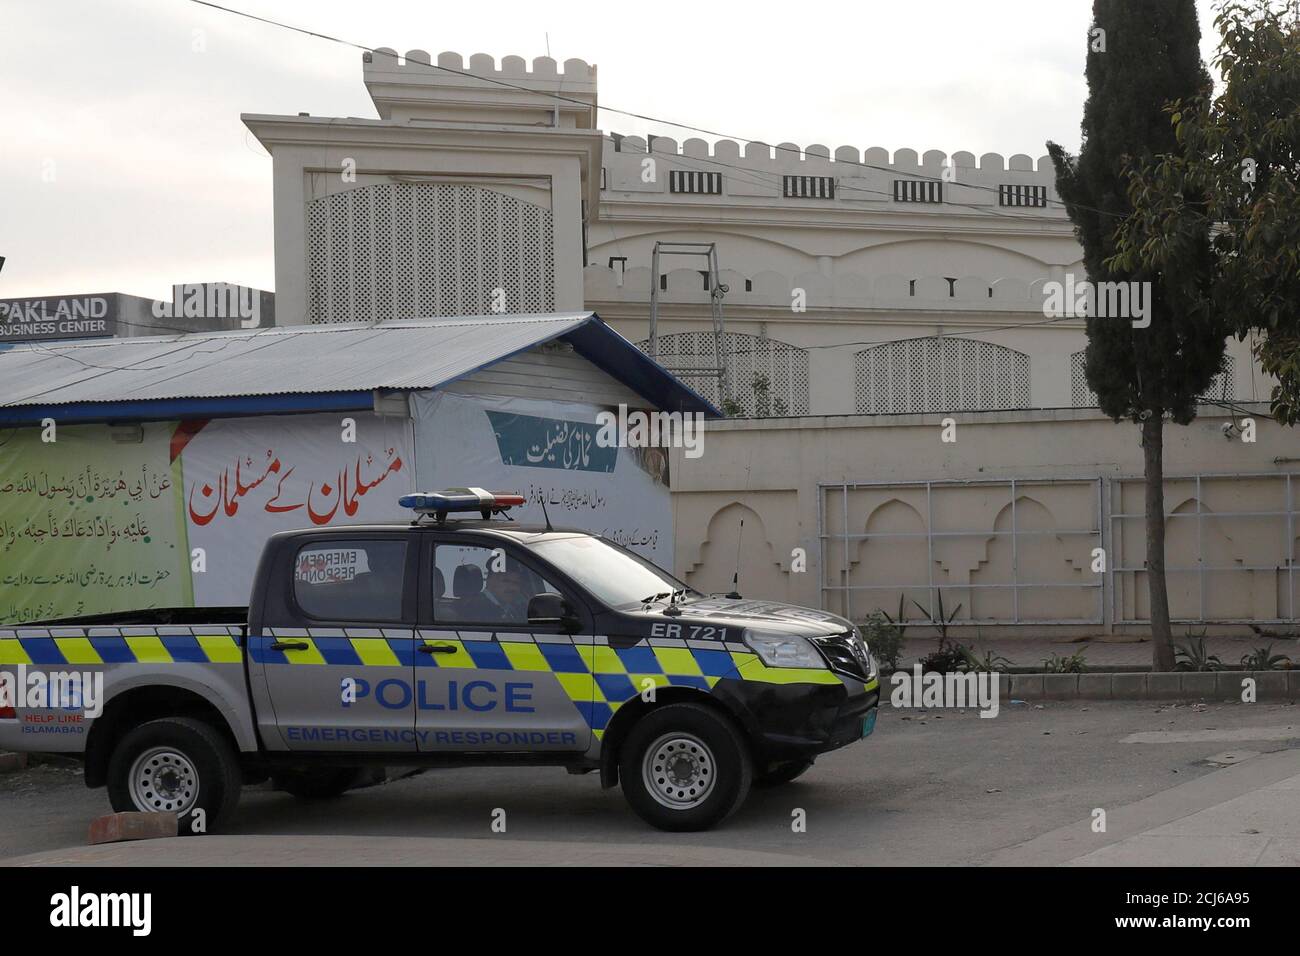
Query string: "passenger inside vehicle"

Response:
xmin=447 ymin=563 xmax=496 ymax=622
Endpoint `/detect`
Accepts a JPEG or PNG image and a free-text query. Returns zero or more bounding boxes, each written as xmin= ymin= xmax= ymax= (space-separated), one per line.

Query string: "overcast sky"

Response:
xmin=0 ymin=0 xmax=1225 ymax=300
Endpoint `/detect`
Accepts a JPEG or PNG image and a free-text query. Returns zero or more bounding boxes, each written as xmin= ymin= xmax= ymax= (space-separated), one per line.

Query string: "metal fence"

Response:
xmin=819 ymin=474 xmax=1300 ymax=627
xmin=1111 ymin=473 xmax=1300 ymax=625
xmin=818 ymin=478 xmax=1104 ymax=625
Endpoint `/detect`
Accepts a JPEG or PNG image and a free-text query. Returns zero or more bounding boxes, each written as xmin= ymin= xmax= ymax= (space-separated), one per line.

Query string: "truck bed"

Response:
xmin=0 ymin=621 xmax=246 ymax=665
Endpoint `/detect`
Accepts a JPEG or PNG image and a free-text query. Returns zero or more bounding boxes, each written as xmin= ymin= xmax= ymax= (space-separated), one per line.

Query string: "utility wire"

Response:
xmin=8 ymin=5 xmax=1219 ymax=394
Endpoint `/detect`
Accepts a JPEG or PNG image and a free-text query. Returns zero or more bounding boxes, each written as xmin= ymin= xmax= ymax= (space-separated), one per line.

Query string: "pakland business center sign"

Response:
xmin=0 ymin=295 xmax=117 ymax=342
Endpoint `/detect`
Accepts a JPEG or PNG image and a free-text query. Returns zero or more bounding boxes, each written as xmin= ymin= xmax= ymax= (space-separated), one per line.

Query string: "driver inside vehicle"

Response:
xmin=481 ymin=563 xmax=535 ymax=623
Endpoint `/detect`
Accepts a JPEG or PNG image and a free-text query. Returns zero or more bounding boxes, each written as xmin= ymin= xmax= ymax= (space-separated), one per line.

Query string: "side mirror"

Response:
xmin=527 ymin=592 xmax=579 ymax=632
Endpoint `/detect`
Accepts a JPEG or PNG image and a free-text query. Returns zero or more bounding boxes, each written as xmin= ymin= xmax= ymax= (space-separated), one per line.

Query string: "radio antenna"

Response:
xmin=725 ymin=518 xmax=744 ymax=599
xmin=539 ymin=495 xmax=554 ymax=532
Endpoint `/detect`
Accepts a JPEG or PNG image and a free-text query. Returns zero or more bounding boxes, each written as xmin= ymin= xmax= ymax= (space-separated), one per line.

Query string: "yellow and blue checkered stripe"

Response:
xmin=0 ymin=627 xmax=243 ymax=666
xmin=1 ymin=626 xmax=861 ymax=740
xmin=251 ymin=629 xmax=848 ymax=738
xmin=249 ymin=630 xmax=415 ymax=668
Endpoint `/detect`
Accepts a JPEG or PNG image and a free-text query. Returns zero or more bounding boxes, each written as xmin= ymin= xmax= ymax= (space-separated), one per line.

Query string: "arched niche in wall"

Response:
xmin=972 ymin=495 xmax=1092 ymax=622
xmin=682 ymin=501 xmax=787 ymax=601
xmin=844 ymin=497 xmax=931 ymax=620
xmin=1163 ymin=495 xmax=1269 ymax=622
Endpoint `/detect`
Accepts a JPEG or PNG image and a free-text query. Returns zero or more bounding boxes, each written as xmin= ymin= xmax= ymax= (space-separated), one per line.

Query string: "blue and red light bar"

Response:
xmin=399 ymin=488 xmax=526 ymax=520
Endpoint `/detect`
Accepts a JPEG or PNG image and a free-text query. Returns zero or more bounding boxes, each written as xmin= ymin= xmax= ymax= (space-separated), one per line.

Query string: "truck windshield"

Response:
xmin=526 ymin=535 xmax=693 ymax=609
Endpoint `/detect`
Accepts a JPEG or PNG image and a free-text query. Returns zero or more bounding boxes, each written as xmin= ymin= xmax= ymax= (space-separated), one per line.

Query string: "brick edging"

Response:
xmin=0 ymin=751 xmax=28 ymax=774
xmin=1003 ymin=670 xmax=1299 ymax=702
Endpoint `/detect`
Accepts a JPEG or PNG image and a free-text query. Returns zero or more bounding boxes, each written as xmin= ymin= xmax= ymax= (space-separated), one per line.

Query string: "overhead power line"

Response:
xmin=187 ymin=0 xmax=1146 ymax=222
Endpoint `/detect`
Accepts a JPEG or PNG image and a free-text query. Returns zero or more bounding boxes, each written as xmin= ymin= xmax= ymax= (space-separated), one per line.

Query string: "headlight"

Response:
xmin=743 ymin=629 xmax=826 ymax=669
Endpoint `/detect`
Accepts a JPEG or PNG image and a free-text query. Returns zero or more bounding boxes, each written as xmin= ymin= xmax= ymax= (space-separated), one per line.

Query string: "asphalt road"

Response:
xmin=2 ymin=700 xmax=1297 ymax=865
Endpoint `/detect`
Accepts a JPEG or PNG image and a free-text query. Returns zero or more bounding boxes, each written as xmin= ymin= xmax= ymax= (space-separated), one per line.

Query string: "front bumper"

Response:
xmin=714 ymin=674 xmax=879 ymax=763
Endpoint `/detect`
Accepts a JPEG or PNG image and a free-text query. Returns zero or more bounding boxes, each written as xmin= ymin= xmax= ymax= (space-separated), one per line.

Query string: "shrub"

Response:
xmin=1041 ymin=651 xmax=1087 ymax=674
xmin=1174 ymin=631 xmax=1222 ymax=672
xmin=862 ymin=610 xmax=905 ymax=673
xmin=1240 ymin=645 xmax=1293 ymax=671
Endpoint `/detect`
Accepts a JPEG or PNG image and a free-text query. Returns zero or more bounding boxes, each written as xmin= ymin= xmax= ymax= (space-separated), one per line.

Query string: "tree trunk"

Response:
xmin=1142 ymin=415 xmax=1175 ymax=670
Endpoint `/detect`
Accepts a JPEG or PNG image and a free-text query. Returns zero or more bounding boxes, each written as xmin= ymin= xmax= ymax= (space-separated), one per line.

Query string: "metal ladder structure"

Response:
xmin=648 ymin=241 xmax=731 ymax=406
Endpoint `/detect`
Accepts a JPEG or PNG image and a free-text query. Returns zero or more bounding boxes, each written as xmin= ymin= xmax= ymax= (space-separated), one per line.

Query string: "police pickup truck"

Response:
xmin=0 ymin=489 xmax=879 ymax=832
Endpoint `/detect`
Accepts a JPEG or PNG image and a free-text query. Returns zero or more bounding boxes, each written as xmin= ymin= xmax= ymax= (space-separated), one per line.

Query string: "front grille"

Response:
xmin=813 ymin=630 xmax=873 ymax=680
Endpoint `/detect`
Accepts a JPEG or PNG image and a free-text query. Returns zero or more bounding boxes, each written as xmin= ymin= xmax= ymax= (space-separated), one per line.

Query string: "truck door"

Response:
xmin=415 ymin=539 xmax=592 ymax=753
xmin=251 ymin=536 xmax=417 ymax=752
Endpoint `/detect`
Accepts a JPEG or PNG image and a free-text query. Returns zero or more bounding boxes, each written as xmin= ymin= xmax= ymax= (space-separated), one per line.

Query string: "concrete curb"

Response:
xmin=1000 ymin=670 xmax=1300 ymax=702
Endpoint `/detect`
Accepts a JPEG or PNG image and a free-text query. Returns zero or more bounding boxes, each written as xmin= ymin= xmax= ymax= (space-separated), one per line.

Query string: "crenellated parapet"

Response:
xmin=601 ymin=134 xmax=1061 ymax=213
xmin=365 ymin=48 xmax=597 ymax=84
xmin=609 ymin=133 xmax=1050 ymax=172
xmin=362 ymin=48 xmax=597 ymax=127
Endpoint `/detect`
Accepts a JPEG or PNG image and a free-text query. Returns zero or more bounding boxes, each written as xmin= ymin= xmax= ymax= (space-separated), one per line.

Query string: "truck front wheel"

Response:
xmin=618 ymin=703 xmax=752 ymax=832
xmin=107 ymin=717 xmax=242 ymax=835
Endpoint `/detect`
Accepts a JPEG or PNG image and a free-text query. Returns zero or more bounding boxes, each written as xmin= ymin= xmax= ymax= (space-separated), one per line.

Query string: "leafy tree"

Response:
xmin=1110 ymin=1 xmax=1300 ymax=421
xmin=1047 ymin=0 xmax=1225 ymax=669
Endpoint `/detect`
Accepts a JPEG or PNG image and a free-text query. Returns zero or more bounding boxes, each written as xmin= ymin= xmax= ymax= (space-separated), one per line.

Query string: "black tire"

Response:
xmin=107 ymin=717 xmax=242 ymax=835
xmin=272 ymin=767 xmax=364 ymax=800
xmin=754 ymin=758 xmax=815 ymax=788
xmin=618 ymin=702 xmax=752 ymax=832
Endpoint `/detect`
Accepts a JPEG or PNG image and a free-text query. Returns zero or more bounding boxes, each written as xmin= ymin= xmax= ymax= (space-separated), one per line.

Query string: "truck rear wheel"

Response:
xmin=618 ymin=703 xmax=752 ymax=832
xmin=107 ymin=717 xmax=242 ymax=835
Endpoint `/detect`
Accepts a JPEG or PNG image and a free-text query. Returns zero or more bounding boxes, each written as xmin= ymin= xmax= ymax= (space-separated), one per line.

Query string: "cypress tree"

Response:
xmin=1047 ymin=0 xmax=1224 ymax=669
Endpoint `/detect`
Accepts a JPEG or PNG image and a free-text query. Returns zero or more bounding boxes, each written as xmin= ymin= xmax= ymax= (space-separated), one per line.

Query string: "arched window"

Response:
xmin=306 ymin=182 xmax=555 ymax=324
xmin=1070 ymin=350 xmax=1095 ymax=407
xmin=1199 ymin=356 xmax=1236 ymax=404
xmin=1071 ymin=350 xmax=1236 ymax=407
xmin=637 ymin=331 xmax=810 ymax=416
xmin=854 ymin=337 xmax=1031 ymax=414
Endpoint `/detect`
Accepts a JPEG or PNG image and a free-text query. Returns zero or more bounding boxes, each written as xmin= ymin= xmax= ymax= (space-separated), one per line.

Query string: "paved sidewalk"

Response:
xmin=991 ymin=746 xmax=1300 ymax=866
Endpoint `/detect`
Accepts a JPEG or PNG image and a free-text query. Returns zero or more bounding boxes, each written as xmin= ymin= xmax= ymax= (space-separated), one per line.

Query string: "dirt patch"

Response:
xmin=0 ymin=757 xmax=83 ymax=796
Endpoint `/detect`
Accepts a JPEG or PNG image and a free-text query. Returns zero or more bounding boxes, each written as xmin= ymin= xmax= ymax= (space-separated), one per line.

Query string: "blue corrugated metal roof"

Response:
xmin=0 ymin=313 xmax=721 ymax=424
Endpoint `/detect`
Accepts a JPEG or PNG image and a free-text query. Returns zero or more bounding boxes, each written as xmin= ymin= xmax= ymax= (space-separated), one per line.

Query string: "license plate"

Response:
xmin=861 ymin=710 xmax=877 ymax=738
